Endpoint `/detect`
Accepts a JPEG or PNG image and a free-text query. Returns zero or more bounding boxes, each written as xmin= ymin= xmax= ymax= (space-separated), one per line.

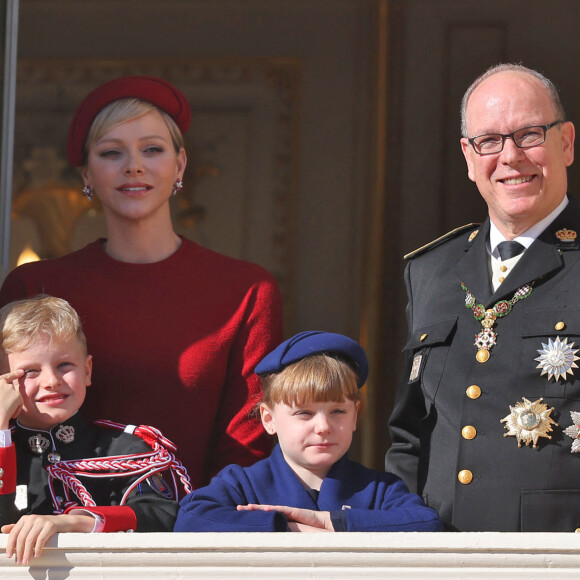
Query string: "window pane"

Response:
xmin=0 ymin=0 xmax=18 ymax=273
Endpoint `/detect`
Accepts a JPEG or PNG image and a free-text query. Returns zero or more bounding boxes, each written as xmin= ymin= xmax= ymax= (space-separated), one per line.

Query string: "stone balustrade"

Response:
xmin=1 ymin=532 xmax=580 ymax=578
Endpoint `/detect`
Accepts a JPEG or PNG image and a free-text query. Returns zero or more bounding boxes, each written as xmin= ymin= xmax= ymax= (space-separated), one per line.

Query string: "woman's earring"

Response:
xmin=172 ymin=178 xmax=183 ymax=196
xmin=82 ymin=185 xmax=94 ymax=201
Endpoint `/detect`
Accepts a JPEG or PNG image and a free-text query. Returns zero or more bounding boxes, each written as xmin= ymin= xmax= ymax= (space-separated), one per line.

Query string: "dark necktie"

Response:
xmin=497 ymin=240 xmax=525 ymax=261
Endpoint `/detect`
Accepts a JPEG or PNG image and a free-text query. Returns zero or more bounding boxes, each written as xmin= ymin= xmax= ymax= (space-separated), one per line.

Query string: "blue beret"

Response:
xmin=255 ymin=331 xmax=368 ymax=388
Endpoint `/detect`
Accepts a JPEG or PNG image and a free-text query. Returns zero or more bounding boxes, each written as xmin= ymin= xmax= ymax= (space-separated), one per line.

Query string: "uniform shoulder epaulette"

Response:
xmin=404 ymin=223 xmax=481 ymax=260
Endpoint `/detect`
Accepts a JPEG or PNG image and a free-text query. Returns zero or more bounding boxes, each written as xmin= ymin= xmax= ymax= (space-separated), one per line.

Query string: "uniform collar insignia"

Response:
xmin=555 ymin=228 xmax=577 ymax=243
xmin=19 ymin=418 xmax=78 ymax=455
xmin=55 ymin=424 xmax=75 ymax=444
xmin=468 ymin=229 xmax=479 ymax=242
xmin=28 ymin=433 xmax=50 ymax=454
xmin=555 ymin=228 xmax=579 ymax=251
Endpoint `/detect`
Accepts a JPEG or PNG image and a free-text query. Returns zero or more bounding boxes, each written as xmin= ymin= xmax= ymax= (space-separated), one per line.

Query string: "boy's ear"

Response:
xmin=85 ymin=355 xmax=93 ymax=387
xmin=352 ymin=400 xmax=361 ymax=432
xmin=260 ymin=403 xmax=276 ymax=435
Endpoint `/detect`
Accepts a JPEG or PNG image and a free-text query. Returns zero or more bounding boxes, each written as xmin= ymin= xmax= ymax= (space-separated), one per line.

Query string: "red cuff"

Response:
xmin=0 ymin=444 xmax=16 ymax=495
xmin=64 ymin=505 xmax=137 ymax=532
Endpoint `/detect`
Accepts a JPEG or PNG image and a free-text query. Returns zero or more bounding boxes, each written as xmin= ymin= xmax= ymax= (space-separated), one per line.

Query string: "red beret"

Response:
xmin=66 ymin=76 xmax=192 ymax=167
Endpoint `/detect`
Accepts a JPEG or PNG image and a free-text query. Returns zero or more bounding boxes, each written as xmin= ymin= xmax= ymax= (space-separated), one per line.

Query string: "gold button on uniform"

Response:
xmin=499 ymin=276 xmax=505 ymax=283
xmin=500 ymin=265 xmax=507 ymax=272
xmin=555 ymin=321 xmax=566 ymax=331
xmin=462 ymin=425 xmax=477 ymax=440
xmin=458 ymin=470 xmax=473 ymax=485
xmin=420 ymin=333 xmax=428 ymax=342
xmin=466 ymin=385 xmax=481 ymax=399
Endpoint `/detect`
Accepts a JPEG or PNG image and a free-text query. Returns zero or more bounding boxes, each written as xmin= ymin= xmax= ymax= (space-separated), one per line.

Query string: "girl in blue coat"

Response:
xmin=174 ymin=331 xmax=442 ymax=532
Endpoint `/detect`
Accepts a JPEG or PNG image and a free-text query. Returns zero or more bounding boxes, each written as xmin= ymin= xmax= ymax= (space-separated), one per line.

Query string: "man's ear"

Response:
xmin=260 ymin=403 xmax=277 ymax=435
xmin=560 ymin=121 xmax=575 ymax=167
xmin=461 ymin=138 xmax=477 ymax=183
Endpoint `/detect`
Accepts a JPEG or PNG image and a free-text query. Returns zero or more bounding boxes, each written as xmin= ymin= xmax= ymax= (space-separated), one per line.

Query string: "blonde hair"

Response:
xmin=84 ymin=98 xmax=184 ymax=163
xmin=0 ymin=296 xmax=87 ymax=364
xmin=260 ymin=354 xmax=361 ymax=408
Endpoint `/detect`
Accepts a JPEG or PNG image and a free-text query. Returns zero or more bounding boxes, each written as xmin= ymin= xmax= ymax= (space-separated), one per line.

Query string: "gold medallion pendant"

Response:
xmin=501 ymin=397 xmax=558 ymax=448
xmin=461 ymin=282 xmax=533 ymax=363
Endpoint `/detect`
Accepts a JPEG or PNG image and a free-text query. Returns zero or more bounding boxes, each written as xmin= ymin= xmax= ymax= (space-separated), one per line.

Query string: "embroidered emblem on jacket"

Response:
xmin=28 ymin=434 xmax=50 ymax=454
xmin=55 ymin=424 xmax=75 ymax=444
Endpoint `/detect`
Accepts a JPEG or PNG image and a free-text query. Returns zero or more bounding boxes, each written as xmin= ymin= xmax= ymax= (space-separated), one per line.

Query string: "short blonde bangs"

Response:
xmin=261 ymin=354 xmax=361 ymax=407
xmin=0 ymin=296 xmax=87 ymax=365
xmin=84 ymin=98 xmax=184 ymax=162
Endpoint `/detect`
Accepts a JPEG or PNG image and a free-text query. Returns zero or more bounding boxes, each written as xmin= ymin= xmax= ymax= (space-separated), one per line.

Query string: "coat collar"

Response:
xmin=15 ymin=412 xmax=91 ymax=458
xmin=453 ymin=218 xmax=493 ymax=305
xmin=454 ymin=196 xmax=580 ymax=307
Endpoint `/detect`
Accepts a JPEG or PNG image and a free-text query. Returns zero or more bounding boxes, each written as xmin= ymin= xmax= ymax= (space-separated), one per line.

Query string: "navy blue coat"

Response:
xmin=174 ymin=445 xmax=442 ymax=532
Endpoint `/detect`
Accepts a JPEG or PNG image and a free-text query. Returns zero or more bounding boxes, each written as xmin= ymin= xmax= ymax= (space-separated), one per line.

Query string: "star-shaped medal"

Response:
xmin=535 ymin=337 xmax=579 ymax=381
xmin=564 ymin=411 xmax=580 ymax=453
xmin=501 ymin=397 xmax=558 ymax=448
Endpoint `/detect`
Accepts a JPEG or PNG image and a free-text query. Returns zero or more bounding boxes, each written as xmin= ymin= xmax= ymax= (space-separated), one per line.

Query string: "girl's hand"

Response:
xmin=237 ymin=503 xmax=334 ymax=532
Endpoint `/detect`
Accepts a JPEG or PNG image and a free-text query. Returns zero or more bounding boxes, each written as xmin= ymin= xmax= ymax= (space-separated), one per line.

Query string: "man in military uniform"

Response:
xmin=385 ymin=63 xmax=580 ymax=531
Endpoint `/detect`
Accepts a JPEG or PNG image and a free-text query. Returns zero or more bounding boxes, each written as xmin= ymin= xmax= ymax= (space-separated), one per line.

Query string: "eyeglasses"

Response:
xmin=467 ymin=120 xmax=563 ymax=155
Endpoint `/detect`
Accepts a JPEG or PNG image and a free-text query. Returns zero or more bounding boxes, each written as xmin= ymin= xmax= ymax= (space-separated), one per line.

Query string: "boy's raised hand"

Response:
xmin=0 ymin=369 xmax=24 ymax=429
xmin=237 ymin=503 xmax=334 ymax=532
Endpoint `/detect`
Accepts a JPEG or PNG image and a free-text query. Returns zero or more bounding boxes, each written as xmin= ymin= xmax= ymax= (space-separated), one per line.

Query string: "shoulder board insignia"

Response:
xmin=404 ymin=223 xmax=480 ymax=260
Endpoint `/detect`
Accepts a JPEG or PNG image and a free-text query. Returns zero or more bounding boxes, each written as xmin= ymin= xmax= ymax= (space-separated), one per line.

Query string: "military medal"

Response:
xmin=563 ymin=411 xmax=580 ymax=453
xmin=462 ymin=282 xmax=533 ymax=363
xmin=501 ymin=397 xmax=558 ymax=448
xmin=535 ymin=337 xmax=579 ymax=381
xmin=28 ymin=434 xmax=50 ymax=454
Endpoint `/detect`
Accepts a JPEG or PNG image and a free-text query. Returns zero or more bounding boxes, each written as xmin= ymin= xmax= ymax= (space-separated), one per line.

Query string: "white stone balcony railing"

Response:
xmin=1 ymin=532 xmax=580 ymax=579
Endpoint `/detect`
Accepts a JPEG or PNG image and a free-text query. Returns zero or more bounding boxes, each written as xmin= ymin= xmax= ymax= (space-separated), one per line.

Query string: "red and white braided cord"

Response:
xmin=46 ymin=422 xmax=192 ymax=513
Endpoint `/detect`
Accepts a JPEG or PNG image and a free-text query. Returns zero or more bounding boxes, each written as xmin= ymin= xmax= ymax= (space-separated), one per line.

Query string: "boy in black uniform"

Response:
xmin=0 ymin=296 xmax=189 ymax=564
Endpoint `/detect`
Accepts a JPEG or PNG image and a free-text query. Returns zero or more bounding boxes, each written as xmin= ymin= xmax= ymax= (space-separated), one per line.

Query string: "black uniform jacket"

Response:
xmin=386 ymin=195 xmax=580 ymax=531
xmin=0 ymin=413 xmax=178 ymax=531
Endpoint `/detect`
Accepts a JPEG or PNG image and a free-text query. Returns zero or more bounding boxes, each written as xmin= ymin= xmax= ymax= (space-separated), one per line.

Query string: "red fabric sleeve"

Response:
xmin=65 ymin=505 xmax=137 ymax=532
xmin=207 ymin=278 xmax=283 ymax=477
xmin=0 ymin=444 xmax=16 ymax=495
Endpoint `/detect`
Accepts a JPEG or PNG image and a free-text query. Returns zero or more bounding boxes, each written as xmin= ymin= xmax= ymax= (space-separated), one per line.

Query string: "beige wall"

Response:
xmin=13 ymin=0 xmax=580 ymax=469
